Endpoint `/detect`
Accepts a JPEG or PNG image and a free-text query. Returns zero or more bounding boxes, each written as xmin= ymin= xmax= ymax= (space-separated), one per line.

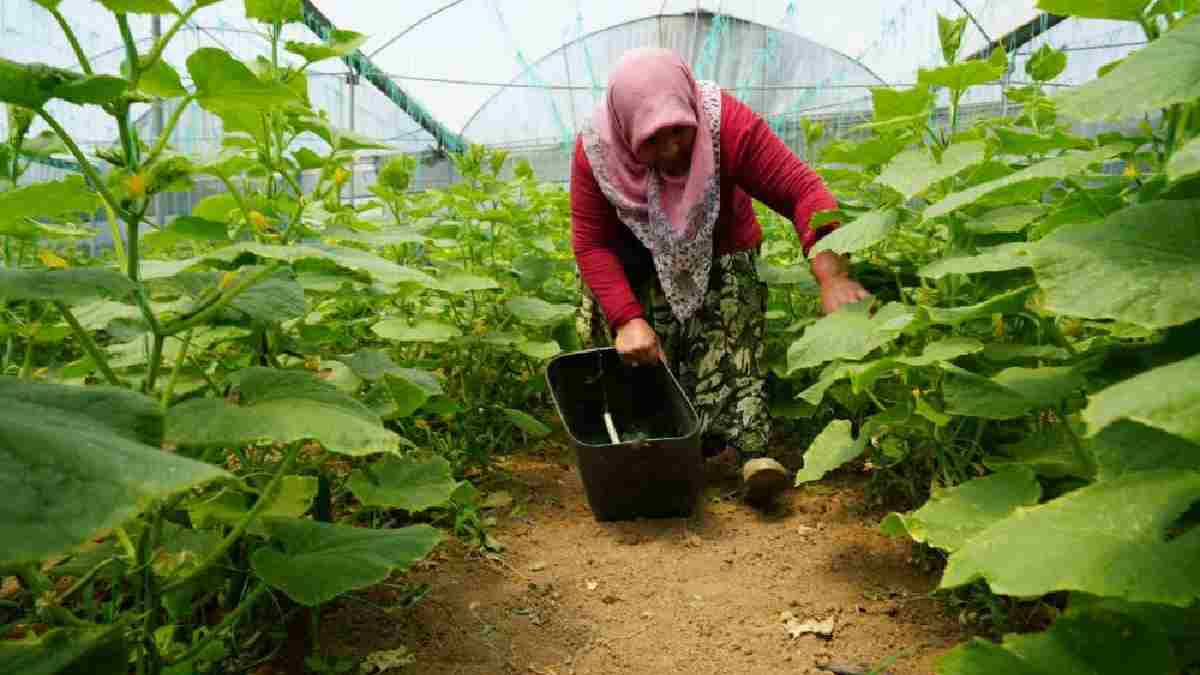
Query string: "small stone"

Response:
xmin=529 ymin=561 xmax=547 ymax=572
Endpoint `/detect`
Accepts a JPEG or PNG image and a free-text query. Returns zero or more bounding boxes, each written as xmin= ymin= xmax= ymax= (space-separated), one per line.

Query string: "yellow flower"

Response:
xmin=125 ymin=172 xmax=147 ymax=198
xmin=248 ymin=210 xmax=268 ymax=231
xmin=37 ymin=250 xmax=68 ymax=269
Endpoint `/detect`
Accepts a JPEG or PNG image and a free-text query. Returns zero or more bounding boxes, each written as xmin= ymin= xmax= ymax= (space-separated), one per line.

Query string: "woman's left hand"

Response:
xmin=819 ymin=276 xmax=871 ymax=315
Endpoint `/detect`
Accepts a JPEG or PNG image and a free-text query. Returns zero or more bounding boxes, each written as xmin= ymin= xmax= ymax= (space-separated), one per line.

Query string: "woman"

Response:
xmin=570 ymin=48 xmax=869 ymax=507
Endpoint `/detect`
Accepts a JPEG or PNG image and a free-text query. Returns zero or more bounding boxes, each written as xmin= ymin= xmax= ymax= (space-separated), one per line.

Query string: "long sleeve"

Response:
xmin=570 ymin=136 xmax=646 ymax=330
xmin=721 ymin=92 xmax=838 ymax=255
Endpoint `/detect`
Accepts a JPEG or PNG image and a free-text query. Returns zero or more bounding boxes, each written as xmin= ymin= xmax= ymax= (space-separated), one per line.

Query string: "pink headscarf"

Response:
xmin=581 ymin=48 xmax=722 ymax=321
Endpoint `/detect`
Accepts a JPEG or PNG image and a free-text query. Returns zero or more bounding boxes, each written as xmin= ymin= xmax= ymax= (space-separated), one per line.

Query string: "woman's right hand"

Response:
xmin=615 ymin=318 xmax=664 ymax=366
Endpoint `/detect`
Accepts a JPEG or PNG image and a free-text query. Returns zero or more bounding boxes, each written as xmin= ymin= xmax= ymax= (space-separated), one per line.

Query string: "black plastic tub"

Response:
xmin=546 ymin=347 xmax=703 ymax=521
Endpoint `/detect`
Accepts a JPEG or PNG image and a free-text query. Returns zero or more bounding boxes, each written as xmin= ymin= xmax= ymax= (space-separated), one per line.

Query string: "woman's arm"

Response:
xmin=721 ymin=93 xmax=870 ymax=313
xmin=570 ymin=137 xmax=663 ymax=364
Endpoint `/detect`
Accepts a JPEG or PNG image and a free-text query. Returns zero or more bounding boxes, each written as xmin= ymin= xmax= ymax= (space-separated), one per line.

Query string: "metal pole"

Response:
xmin=347 ymin=71 xmax=357 ymax=206
xmin=152 ymin=14 xmax=165 ymax=225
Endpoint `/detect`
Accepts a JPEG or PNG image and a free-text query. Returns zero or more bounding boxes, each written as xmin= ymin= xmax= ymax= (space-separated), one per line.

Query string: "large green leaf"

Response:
xmin=756 ymin=259 xmax=818 ymax=292
xmin=0 ymin=175 xmax=99 ymax=229
xmin=189 ymin=475 xmax=317 ymax=536
xmin=1088 ymin=420 xmax=1200 ymax=482
xmin=809 ymin=208 xmax=898 ymax=256
xmin=127 ymin=57 xmax=187 ymax=99
xmin=244 ymin=0 xmax=302 ymax=23
xmin=340 ymin=350 xmax=403 ymax=382
xmin=251 ymin=518 xmax=441 ymax=606
xmin=882 ymin=467 xmax=1041 ymax=552
xmin=936 ymin=600 xmax=1177 ymax=675
xmin=430 ymin=272 xmax=500 ymax=294
xmin=802 ymin=338 xmax=985 ymax=405
xmin=1083 ymin=353 xmax=1200 ymax=443
xmin=1168 ymin=136 xmax=1200 ymax=183
xmin=941 ymin=469 xmax=1200 ymax=605
xmin=205 ymin=242 xmax=435 ymax=288
xmin=0 ymin=267 xmax=134 ymax=304
xmin=0 ymin=59 xmax=128 ymax=108
xmin=877 ymin=142 xmax=987 ymax=199
xmin=992 ymin=127 xmax=1092 ymax=157
xmin=937 ymin=14 xmax=967 ymax=64
xmin=786 ymin=301 xmax=915 ymax=372
xmin=0 ymin=377 xmax=228 ymax=566
xmin=73 ymin=299 xmax=142 ymax=332
xmin=186 ymin=48 xmax=299 ymax=113
xmin=1055 ymin=14 xmax=1200 ymax=121
xmin=965 ymin=205 xmax=1044 ymax=234
xmin=370 ymin=369 xmax=443 ymax=420
xmin=942 ymin=365 xmax=1085 ymax=420
xmin=1035 ymin=0 xmax=1152 ymax=20
xmin=820 ymin=135 xmax=908 ymax=167
xmin=925 ymin=285 xmax=1034 ymax=327
xmin=506 ymin=296 xmax=576 ymax=327
xmin=794 ymin=420 xmax=866 ymax=484
xmin=918 ymin=47 xmax=1007 ymax=93
xmin=504 ymin=408 xmax=552 ymax=438
xmin=924 ymin=147 xmax=1120 ymax=219
xmin=348 ymin=456 xmax=459 ymax=512
xmin=871 ymin=85 xmax=933 ymax=123
xmin=166 ymin=367 xmax=399 ymax=456
xmin=918 ymin=243 xmax=1034 ymax=279
xmin=1031 ymin=200 xmax=1200 ymax=330
xmin=372 ymin=319 xmax=462 ymax=343
xmin=0 ymin=624 xmax=129 ymax=675
xmin=285 ymin=30 xmax=368 ymax=63
xmin=1025 ymin=44 xmax=1068 ymax=83
xmin=985 ymin=425 xmax=1095 ymax=480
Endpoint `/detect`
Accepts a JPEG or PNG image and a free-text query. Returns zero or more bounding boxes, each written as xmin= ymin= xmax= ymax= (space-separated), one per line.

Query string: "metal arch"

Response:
xmin=366 ymin=0 xmax=472 ymax=59
xmin=457 ymin=10 xmax=891 ymax=138
xmin=951 ymin=0 xmax=993 ymax=46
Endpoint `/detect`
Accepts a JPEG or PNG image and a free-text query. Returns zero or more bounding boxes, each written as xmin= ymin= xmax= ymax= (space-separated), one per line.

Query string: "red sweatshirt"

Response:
xmin=570 ymin=90 xmax=838 ymax=330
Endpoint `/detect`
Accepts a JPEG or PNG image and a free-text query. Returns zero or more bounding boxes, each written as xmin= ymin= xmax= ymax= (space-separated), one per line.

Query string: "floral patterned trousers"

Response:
xmin=576 ymin=250 xmax=770 ymax=460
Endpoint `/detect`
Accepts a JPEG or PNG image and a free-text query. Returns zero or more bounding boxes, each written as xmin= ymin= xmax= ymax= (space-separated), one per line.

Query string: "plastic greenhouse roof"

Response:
xmin=1 ymin=0 xmax=1146 ymax=156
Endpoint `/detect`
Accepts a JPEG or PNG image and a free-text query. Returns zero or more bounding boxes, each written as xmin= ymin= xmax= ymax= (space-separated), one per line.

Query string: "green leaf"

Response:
xmin=146 ymin=216 xmax=229 ymax=244
xmin=18 ymin=130 xmax=68 ymax=158
xmin=1083 ymin=353 xmax=1200 ymax=443
xmin=992 ymin=127 xmax=1092 ymax=156
xmin=49 ymin=75 xmax=129 ymax=106
xmin=0 ymin=175 xmax=98 ymax=230
xmin=942 ymin=365 xmax=1085 ymax=420
xmin=756 ymin=260 xmax=818 ymax=292
xmin=1035 ymin=0 xmax=1153 ymax=20
xmin=98 ymin=0 xmax=178 ymax=13
xmin=372 ymin=319 xmax=461 ymax=343
xmin=0 ymin=267 xmax=134 ymax=304
xmin=937 ymin=13 xmax=968 ymax=64
xmin=0 ymin=59 xmax=77 ymax=108
xmin=285 ymin=30 xmax=368 ymax=63
xmin=371 ymin=369 xmax=442 ymax=420
xmin=0 ymin=377 xmax=228 ymax=566
xmin=878 ymin=142 xmax=987 ymax=200
xmin=0 ymin=624 xmax=129 ymax=675
xmin=941 ymin=469 xmax=1200 ymax=606
xmin=506 ymin=296 xmax=576 ymax=327
xmin=1088 ymin=420 xmax=1200 ymax=482
xmin=870 ymin=85 xmax=932 ymax=123
xmin=251 ymin=519 xmax=441 ymax=606
xmin=172 ymin=267 xmax=305 ymax=325
xmin=340 ymin=350 xmax=402 ymax=382
xmin=787 ymin=301 xmax=915 ymax=372
xmin=190 ymin=476 xmax=317 ymax=536
xmin=936 ymin=601 xmax=1177 ymax=675
xmin=515 ymin=339 xmax=562 ymax=361
xmin=1167 ymin=136 xmax=1200 ymax=183
xmin=919 ymin=242 xmax=1034 ymax=279
xmin=1031 ymin=200 xmax=1200 ymax=330
xmin=504 ymin=408 xmax=552 ymax=438
xmin=1055 ymin=14 xmax=1200 ymax=121
xmin=73 ymin=299 xmax=141 ymax=332
xmin=881 ymin=467 xmax=1041 ymax=552
xmin=980 ymin=343 xmax=1071 ymax=362
xmin=925 ymin=285 xmax=1034 ymax=326
xmin=205 ymin=242 xmax=436 ymax=288
xmin=918 ymin=47 xmax=1007 ymax=93
xmin=166 ymin=367 xmax=400 ymax=456
xmin=430 ymin=272 xmax=500 ymax=294
xmin=809 ymin=208 xmax=898 ymax=256
xmin=820 ymin=135 xmax=907 ymax=167
xmin=512 ymin=253 xmax=555 ymax=290
xmin=986 ymin=425 xmax=1095 ymax=479
xmin=926 ymin=147 xmax=1120 ymax=219
xmin=186 ymin=48 xmax=299 ymax=114
xmin=1025 ymin=44 xmax=1068 ymax=82
xmin=794 ymin=419 xmax=865 ymax=484
xmin=965 ymin=205 xmax=1044 ymax=234
xmin=125 ymin=56 xmax=186 ymax=98
xmin=348 ymin=456 xmax=458 ymax=512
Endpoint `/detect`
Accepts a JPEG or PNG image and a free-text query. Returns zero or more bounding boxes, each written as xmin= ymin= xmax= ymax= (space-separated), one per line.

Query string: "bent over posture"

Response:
xmin=570 ymin=48 xmax=868 ymax=506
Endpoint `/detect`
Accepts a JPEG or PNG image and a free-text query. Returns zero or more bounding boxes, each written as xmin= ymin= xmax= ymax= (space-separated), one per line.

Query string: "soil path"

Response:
xmin=324 ymin=446 xmax=967 ymax=675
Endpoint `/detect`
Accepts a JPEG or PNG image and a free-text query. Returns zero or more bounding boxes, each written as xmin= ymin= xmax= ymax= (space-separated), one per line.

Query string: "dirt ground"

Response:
xmin=317 ymin=438 xmax=970 ymax=675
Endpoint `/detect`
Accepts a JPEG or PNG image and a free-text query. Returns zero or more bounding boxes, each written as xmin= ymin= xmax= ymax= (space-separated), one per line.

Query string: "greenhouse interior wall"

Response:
xmin=0 ymin=0 xmax=1151 ymax=247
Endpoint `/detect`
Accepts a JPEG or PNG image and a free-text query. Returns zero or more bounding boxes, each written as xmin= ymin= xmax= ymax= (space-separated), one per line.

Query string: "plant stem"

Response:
xmin=1166 ymin=104 xmax=1191 ymax=160
xmin=102 ymin=200 xmax=128 ymax=273
xmin=56 ymin=558 xmax=119 ymax=605
xmin=137 ymin=506 xmax=164 ymax=675
xmin=47 ymin=7 xmax=93 ymax=75
xmin=37 ymin=111 xmax=127 ymax=222
xmin=18 ymin=339 xmax=33 ymax=378
xmin=58 ymin=302 xmax=125 ymax=387
xmin=166 ymin=584 xmax=270 ymax=667
xmin=116 ymin=14 xmax=140 ymax=88
xmin=144 ymin=333 xmax=165 ymax=394
xmin=215 ymin=172 xmax=254 ymax=225
xmin=126 ymin=205 xmax=148 ymax=283
xmin=144 ymin=94 xmax=197 ymax=166
xmin=161 ymin=329 xmax=193 ymax=410
xmin=161 ymin=443 xmax=302 ymax=595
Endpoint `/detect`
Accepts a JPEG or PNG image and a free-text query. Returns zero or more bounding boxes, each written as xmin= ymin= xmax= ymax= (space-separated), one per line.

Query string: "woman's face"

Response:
xmin=635 ymin=124 xmax=696 ymax=176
